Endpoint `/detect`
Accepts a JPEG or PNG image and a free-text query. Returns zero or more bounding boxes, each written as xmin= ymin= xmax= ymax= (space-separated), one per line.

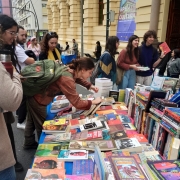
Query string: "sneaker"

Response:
xmin=17 ymin=122 xmax=26 ymax=129
xmin=14 ymin=161 xmax=23 ymax=172
xmin=23 ymin=141 xmax=38 ymax=150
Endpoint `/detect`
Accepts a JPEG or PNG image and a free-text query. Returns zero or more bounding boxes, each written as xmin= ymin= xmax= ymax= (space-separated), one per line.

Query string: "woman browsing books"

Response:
xmin=23 ymin=57 xmax=102 ymax=149
xmin=167 ymin=49 xmax=180 ymax=78
xmin=117 ymin=35 xmax=140 ymax=90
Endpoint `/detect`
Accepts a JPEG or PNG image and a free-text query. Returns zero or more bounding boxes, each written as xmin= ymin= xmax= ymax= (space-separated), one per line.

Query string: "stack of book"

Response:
xmin=94 ymin=78 xmax=113 ymax=98
xmin=24 ymin=88 xmax=180 ymax=180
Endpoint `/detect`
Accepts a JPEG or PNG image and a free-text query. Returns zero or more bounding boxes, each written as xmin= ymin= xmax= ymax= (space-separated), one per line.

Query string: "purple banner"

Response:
xmin=117 ymin=0 xmax=137 ymax=42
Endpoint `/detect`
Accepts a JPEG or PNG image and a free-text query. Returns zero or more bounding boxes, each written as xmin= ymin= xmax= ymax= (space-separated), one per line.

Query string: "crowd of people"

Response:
xmin=0 ymin=13 xmax=180 ymax=180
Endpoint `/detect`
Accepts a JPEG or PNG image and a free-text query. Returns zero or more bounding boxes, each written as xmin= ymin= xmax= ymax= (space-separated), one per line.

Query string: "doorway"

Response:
xmin=166 ymin=0 xmax=180 ymax=49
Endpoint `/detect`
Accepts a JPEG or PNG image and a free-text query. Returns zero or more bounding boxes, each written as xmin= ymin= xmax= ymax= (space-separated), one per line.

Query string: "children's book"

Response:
xmin=147 ymin=160 xmax=180 ymax=180
xmin=69 ymin=140 xmax=117 ymax=151
xmin=35 ymin=143 xmax=69 ymax=157
xmin=65 ymin=174 xmax=92 ymax=180
xmin=25 ymin=168 xmax=65 ymax=179
xmin=72 ymin=159 xmax=94 ymax=175
xmin=110 ymin=130 xmax=127 ymax=140
xmin=159 ymin=42 xmax=171 ymax=55
xmin=43 ymin=133 xmax=71 ymax=143
xmin=114 ymin=138 xmax=142 ymax=153
xmin=32 ymin=157 xmax=64 ymax=170
xmin=108 ymin=156 xmax=147 ymax=180
xmin=58 ymin=149 xmax=88 ymax=161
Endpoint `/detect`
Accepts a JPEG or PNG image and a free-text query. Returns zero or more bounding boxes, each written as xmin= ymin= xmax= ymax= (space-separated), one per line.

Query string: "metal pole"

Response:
xmin=29 ymin=0 xmax=40 ymax=41
xmin=106 ymin=0 xmax=109 ymax=41
xmin=81 ymin=0 xmax=84 ymax=57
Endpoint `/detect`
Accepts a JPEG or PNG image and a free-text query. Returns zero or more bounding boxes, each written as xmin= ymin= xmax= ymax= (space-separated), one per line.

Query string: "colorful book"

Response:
xmin=25 ymin=168 xmax=65 ymax=179
xmin=43 ymin=133 xmax=71 ymax=143
xmin=114 ymin=138 xmax=142 ymax=153
xmin=108 ymin=124 xmax=124 ymax=134
xmin=72 ymin=159 xmax=94 ymax=175
xmin=32 ymin=157 xmax=64 ymax=169
xmin=110 ymin=130 xmax=127 ymax=140
xmin=69 ymin=140 xmax=117 ymax=151
xmin=147 ymin=160 xmax=180 ymax=180
xmin=35 ymin=143 xmax=69 ymax=157
xmin=118 ymin=114 xmax=132 ymax=123
xmin=123 ymin=123 xmax=136 ymax=130
xmin=65 ymin=174 xmax=92 ymax=180
xmin=109 ymin=156 xmax=147 ymax=180
xmin=58 ymin=149 xmax=88 ymax=161
xmin=127 ymin=134 xmax=148 ymax=144
xmin=107 ymin=119 xmax=122 ymax=125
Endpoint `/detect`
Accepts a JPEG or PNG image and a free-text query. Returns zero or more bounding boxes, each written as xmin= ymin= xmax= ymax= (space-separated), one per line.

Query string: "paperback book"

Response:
xmin=108 ymin=156 xmax=147 ymax=180
xmin=65 ymin=174 xmax=92 ymax=180
xmin=58 ymin=149 xmax=88 ymax=161
xmin=43 ymin=133 xmax=71 ymax=143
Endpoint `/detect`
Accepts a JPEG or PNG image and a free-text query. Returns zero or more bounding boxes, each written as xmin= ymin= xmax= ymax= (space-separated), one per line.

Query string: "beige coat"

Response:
xmin=0 ymin=62 xmax=22 ymax=171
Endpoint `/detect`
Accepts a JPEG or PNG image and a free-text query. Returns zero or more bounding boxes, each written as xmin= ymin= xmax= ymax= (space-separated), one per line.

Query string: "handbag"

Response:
xmin=116 ymin=63 xmax=125 ymax=85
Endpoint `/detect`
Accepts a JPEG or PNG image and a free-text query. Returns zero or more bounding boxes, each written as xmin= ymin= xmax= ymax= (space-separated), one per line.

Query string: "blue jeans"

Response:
xmin=118 ymin=69 xmax=136 ymax=90
xmin=0 ymin=166 xmax=16 ymax=180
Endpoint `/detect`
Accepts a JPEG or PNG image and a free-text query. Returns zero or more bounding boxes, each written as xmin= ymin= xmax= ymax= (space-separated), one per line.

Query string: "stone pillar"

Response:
xmin=50 ymin=0 xmax=60 ymax=32
xmin=47 ymin=0 xmax=53 ymax=31
xmin=149 ymin=0 xmax=161 ymax=31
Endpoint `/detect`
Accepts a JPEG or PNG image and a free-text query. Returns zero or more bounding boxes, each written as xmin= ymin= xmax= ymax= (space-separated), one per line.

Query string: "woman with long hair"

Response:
xmin=28 ymin=37 xmax=41 ymax=60
xmin=98 ymin=36 xmax=119 ymax=84
xmin=94 ymin=41 xmax=102 ymax=59
xmin=117 ymin=35 xmax=139 ymax=89
xmin=0 ymin=14 xmax=23 ymax=179
xmin=39 ymin=32 xmax=61 ymax=61
xmin=23 ymin=57 xmax=101 ymax=149
xmin=167 ymin=49 xmax=180 ymax=78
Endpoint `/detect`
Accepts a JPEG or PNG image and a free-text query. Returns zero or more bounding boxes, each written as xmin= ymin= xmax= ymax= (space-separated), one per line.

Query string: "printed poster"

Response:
xmin=117 ymin=0 xmax=138 ymax=42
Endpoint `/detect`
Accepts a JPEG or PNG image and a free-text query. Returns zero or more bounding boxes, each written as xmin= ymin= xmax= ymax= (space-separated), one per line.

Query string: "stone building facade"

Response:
xmin=47 ymin=0 xmax=180 ymax=54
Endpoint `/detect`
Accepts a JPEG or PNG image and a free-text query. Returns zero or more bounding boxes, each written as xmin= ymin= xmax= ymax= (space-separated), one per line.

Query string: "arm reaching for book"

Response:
xmin=92 ymin=97 xmax=102 ymax=105
xmin=90 ymin=85 xmax=99 ymax=93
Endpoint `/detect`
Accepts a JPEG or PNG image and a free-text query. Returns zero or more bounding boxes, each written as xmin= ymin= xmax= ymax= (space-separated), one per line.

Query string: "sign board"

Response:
xmin=116 ymin=0 xmax=137 ymax=42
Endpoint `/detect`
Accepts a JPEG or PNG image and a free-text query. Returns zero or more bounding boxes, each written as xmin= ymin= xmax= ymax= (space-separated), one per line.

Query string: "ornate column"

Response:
xmin=149 ymin=0 xmax=161 ymax=31
xmin=50 ymin=0 xmax=60 ymax=32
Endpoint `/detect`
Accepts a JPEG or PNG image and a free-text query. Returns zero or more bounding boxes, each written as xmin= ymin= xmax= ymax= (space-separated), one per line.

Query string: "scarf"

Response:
xmin=48 ymin=48 xmax=61 ymax=60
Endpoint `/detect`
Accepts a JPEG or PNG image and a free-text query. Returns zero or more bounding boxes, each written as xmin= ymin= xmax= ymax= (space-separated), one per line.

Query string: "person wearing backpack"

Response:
xmin=39 ymin=32 xmax=61 ymax=61
xmin=22 ymin=57 xmax=102 ymax=149
xmin=136 ymin=30 xmax=165 ymax=86
xmin=98 ymin=36 xmax=119 ymax=84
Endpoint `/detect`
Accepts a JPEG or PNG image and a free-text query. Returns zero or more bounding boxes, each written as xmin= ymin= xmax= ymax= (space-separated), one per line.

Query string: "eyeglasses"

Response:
xmin=6 ymin=30 xmax=18 ymax=37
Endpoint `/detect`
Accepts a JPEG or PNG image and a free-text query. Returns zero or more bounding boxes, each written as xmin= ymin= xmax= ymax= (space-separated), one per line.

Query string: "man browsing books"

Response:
xmin=136 ymin=30 xmax=165 ymax=86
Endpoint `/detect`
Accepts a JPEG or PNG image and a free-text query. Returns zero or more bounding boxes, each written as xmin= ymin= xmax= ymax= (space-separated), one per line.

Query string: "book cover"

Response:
xmin=107 ymin=119 xmax=122 ymax=125
xmin=65 ymin=174 xmax=92 ymax=180
xmin=96 ymin=109 xmax=116 ymax=115
xmin=118 ymin=114 xmax=132 ymax=123
xmin=108 ymin=156 xmax=147 ymax=180
xmin=71 ymin=130 xmax=88 ymax=141
xmin=109 ymin=90 xmax=119 ymax=101
xmin=159 ymin=42 xmax=171 ymax=55
xmin=69 ymin=140 xmax=117 ymax=151
xmin=70 ymin=118 xmax=80 ymax=128
xmin=114 ymin=138 xmax=142 ymax=153
xmin=79 ymin=121 xmax=103 ymax=131
xmin=118 ymin=89 xmax=125 ymax=102
xmin=112 ymin=102 xmax=128 ymax=110
xmin=123 ymin=123 xmax=136 ymax=130
xmin=72 ymin=159 xmax=94 ymax=175
xmin=105 ymin=113 xmax=117 ymax=120
xmin=108 ymin=124 xmax=124 ymax=134
xmin=98 ymin=105 xmax=112 ymax=111
xmin=87 ymin=130 xmax=103 ymax=140
xmin=102 ymin=129 xmax=111 ymax=140
xmin=44 ymin=133 xmax=71 ymax=143
xmin=58 ymin=149 xmax=88 ymax=161
xmin=141 ymin=143 xmax=155 ymax=152
xmin=165 ymin=107 xmax=180 ymax=122
xmin=25 ymin=169 xmax=65 ymax=179
xmin=127 ymin=134 xmax=148 ymax=144
xmin=32 ymin=157 xmax=64 ymax=169
xmin=35 ymin=143 xmax=69 ymax=157
xmin=111 ymin=130 xmax=127 ymax=140
xmin=147 ymin=160 xmax=180 ymax=180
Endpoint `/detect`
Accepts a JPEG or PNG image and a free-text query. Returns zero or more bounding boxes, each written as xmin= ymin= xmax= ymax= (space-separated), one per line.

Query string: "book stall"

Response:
xmin=25 ymin=78 xmax=180 ymax=180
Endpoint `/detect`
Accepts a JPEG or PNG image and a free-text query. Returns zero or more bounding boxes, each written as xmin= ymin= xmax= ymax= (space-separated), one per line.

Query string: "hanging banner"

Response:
xmin=117 ymin=0 xmax=137 ymax=42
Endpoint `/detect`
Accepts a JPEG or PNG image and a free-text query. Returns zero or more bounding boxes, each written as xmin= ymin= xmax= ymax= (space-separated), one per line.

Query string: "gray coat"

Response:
xmin=167 ymin=58 xmax=180 ymax=76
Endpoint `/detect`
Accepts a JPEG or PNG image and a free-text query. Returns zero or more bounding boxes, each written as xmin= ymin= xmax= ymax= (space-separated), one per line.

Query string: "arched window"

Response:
xmin=99 ymin=0 xmax=104 ymax=25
